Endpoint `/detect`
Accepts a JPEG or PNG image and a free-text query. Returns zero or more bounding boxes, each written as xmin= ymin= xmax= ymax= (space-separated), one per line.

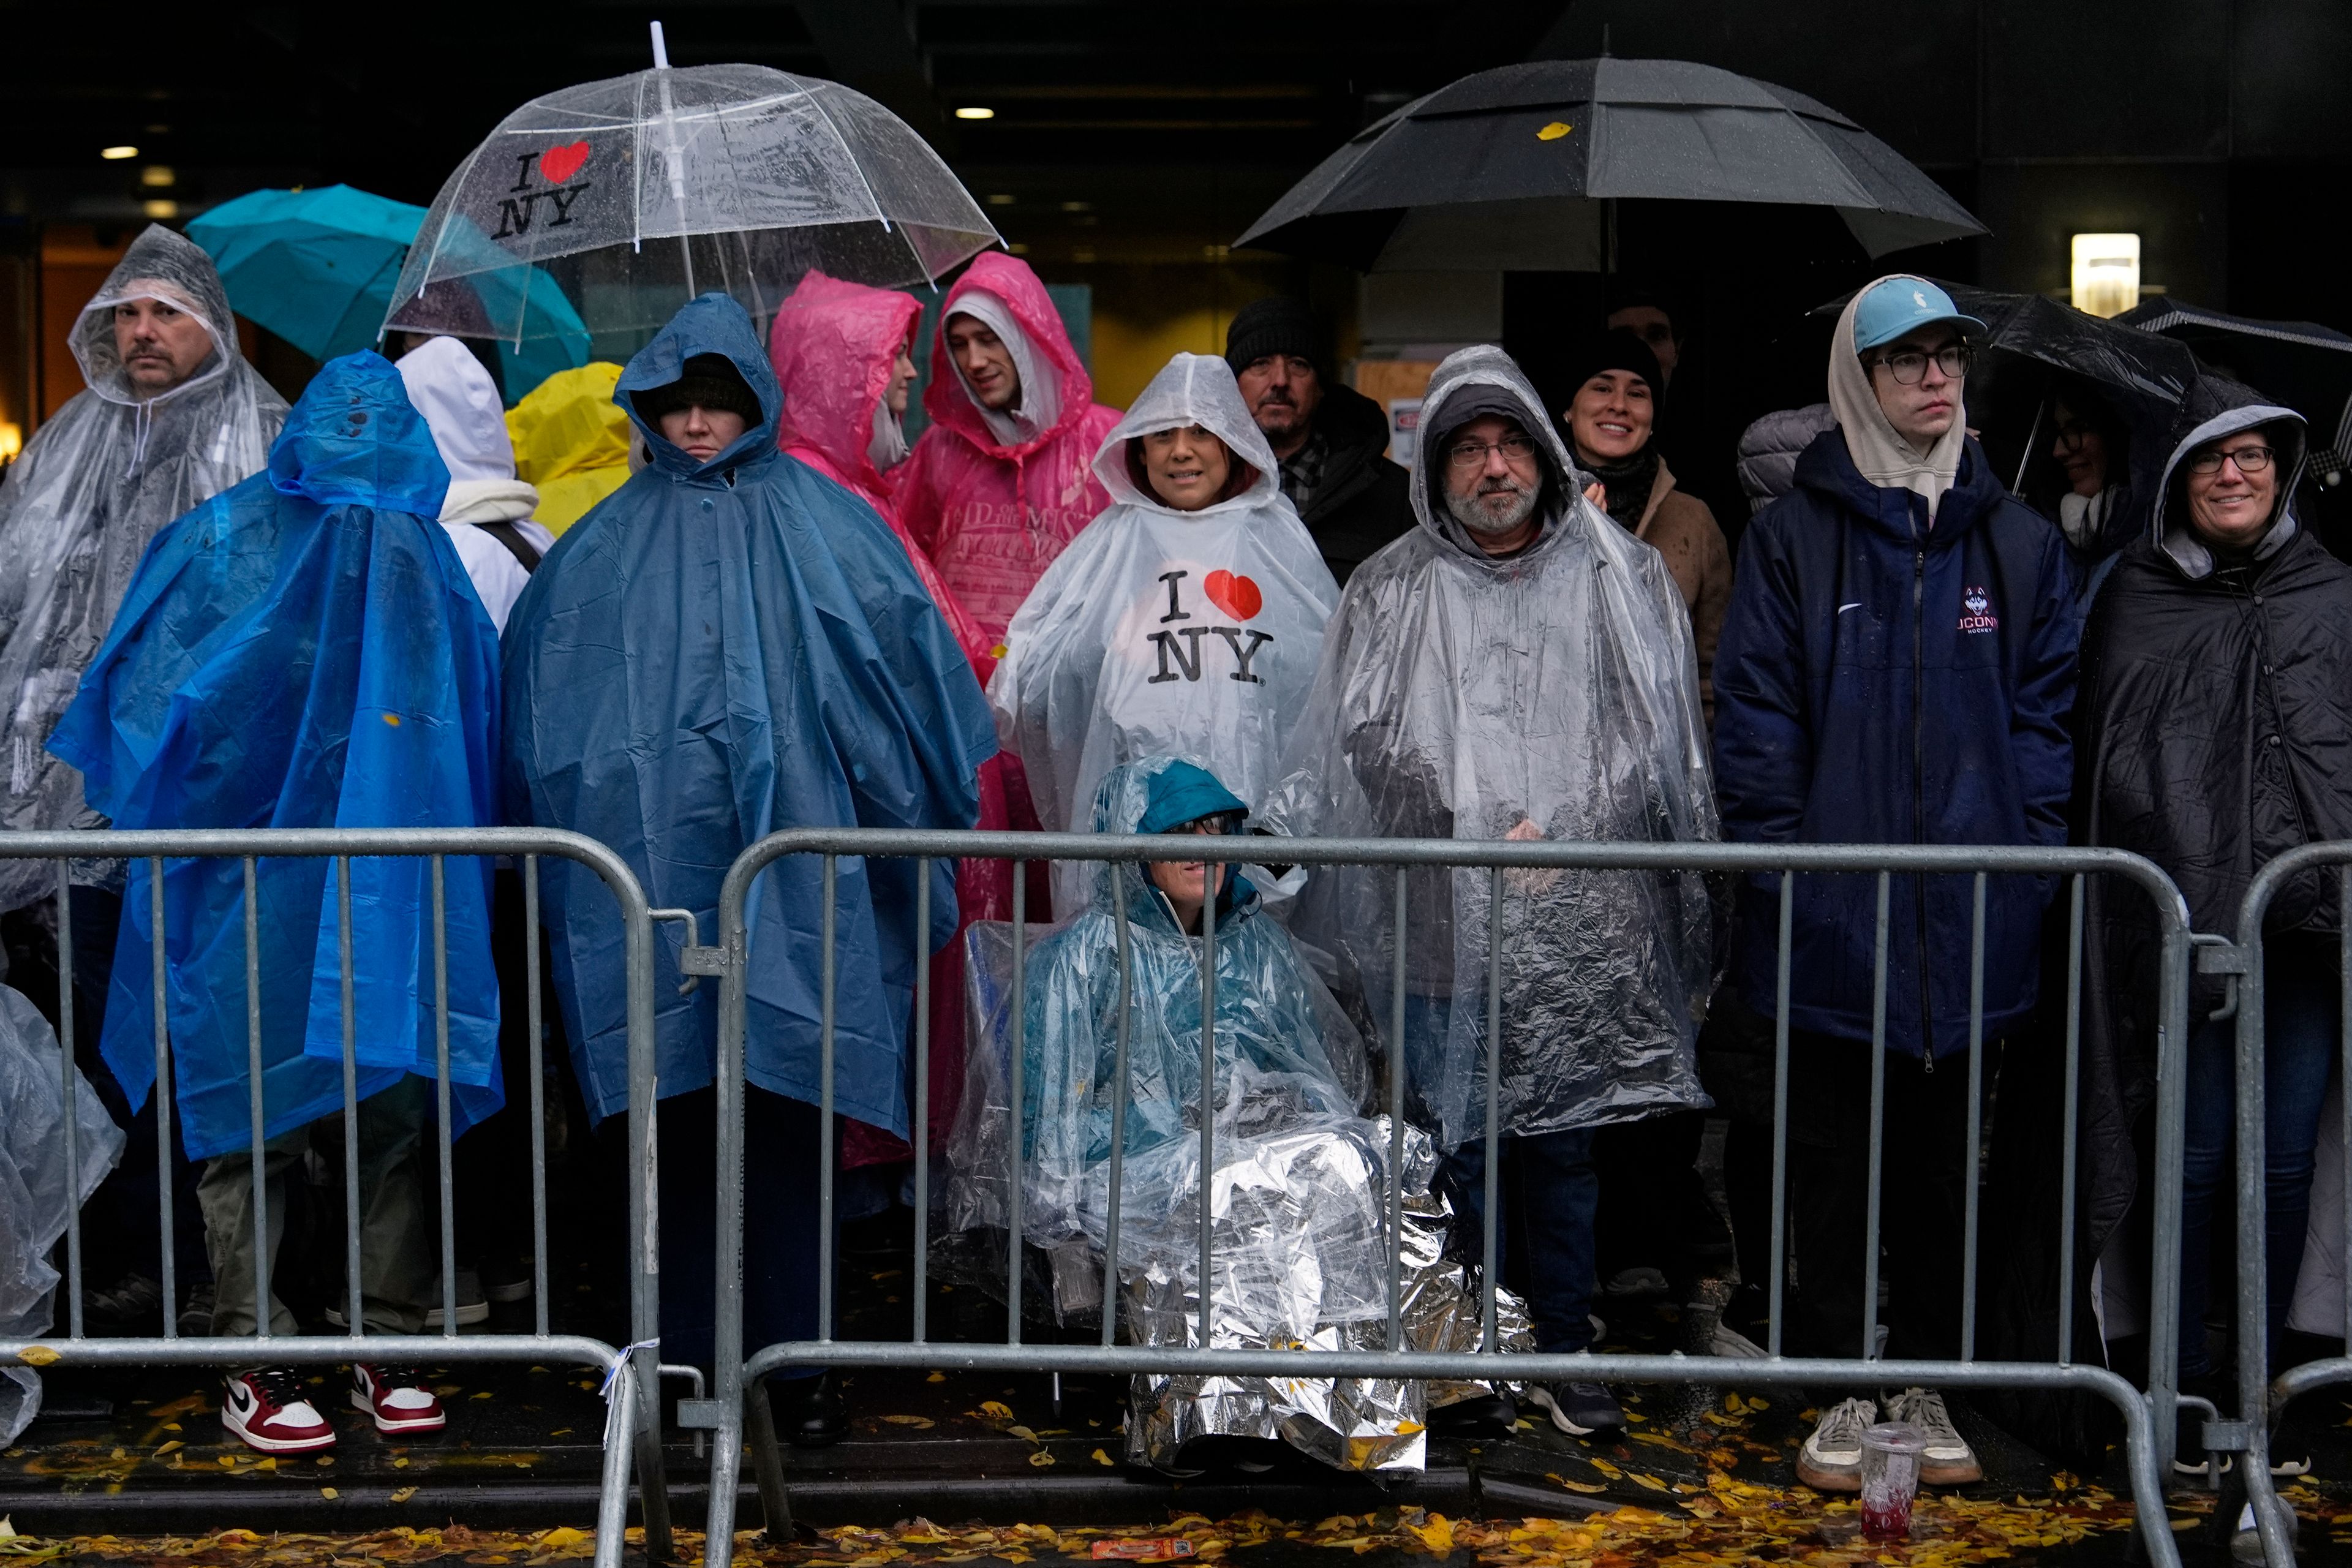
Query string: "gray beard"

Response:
xmin=1446 ymin=482 xmax=1538 ymax=537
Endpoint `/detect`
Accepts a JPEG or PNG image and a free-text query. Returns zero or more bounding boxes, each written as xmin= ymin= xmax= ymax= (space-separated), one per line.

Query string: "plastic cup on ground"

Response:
xmin=1860 ymin=1421 xmax=1928 ymax=1539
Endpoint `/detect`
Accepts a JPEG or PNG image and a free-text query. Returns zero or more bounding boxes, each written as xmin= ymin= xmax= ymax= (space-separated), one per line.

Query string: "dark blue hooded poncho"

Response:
xmin=48 ymin=352 xmax=505 ymax=1160
xmin=502 ymin=293 xmax=995 ymax=1131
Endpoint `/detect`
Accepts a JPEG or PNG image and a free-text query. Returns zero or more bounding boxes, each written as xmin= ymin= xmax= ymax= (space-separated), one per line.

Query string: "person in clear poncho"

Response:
xmin=951 ymin=757 xmax=1526 ymax=1472
xmin=0 ymin=226 xmax=287 ymax=916
xmin=1269 ymin=344 xmax=1717 ymax=1437
xmin=989 ymin=353 xmax=1339 ymax=915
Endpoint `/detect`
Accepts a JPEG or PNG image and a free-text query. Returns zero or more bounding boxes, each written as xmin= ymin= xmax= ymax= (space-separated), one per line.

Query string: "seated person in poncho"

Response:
xmin=951 ymin=757 xmax=1518 ymax=1473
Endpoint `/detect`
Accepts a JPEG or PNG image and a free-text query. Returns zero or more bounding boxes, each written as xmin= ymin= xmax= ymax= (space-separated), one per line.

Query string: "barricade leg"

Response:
xmin=594 ymin=1362 xmax=641 ymax=1568
xmin=743 ymin=1373 xmax=796 ymax=1539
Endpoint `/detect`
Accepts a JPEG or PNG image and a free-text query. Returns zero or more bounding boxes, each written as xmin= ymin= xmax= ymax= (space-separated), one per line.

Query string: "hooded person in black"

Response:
xmin=2075 ymin=374 xmax=2352 ymax=1436
xmin=1224 ymin=297 xmax=1414 ymax=586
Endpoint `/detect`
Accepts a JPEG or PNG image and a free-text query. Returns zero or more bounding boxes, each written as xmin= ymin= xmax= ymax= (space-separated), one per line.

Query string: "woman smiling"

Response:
xmin=1556 ymin=329 xmax=1732 ymax=724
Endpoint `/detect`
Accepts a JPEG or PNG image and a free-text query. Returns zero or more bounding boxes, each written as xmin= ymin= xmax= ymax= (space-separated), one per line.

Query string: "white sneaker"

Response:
xmin=1883 ymin=1386 xmax=1981 ymax=1484
xmin=1796 ymin=1396 xmax=1875 ymax=1491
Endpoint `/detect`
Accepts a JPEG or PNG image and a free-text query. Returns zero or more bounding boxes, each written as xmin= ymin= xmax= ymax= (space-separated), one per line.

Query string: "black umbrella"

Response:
xmin=1234 ymin=57 xmax=1984 ymax=270
xmin=2117 ymin=300 xmax=2352 ymax=484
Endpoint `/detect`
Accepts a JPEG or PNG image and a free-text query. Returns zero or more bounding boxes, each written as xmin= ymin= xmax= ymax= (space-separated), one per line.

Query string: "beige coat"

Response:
xmin=1632 ymin=456 xmax=1732 ymax=726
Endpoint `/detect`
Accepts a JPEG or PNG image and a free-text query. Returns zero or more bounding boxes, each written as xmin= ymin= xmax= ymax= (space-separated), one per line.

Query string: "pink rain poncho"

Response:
xmin=895 ymin=252 xmax=1123 ymax=645
xmin=768 ymin=269 xmax=1019 ymax=1160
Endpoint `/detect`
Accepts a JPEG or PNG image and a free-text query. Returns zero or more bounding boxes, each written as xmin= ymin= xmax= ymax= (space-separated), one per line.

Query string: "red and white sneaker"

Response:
xmin=221 ymin=1368 xmax=336 ymax=1454
xmin=351 ymin=1364 xmax=446 ymax=1434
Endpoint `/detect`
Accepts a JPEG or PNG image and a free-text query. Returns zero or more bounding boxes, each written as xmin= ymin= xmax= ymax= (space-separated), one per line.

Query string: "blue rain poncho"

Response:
xmin=502 ymin=293 xmax=994 ymax=1131
xmin=48 ymin=353 xmax=504 ymax=1161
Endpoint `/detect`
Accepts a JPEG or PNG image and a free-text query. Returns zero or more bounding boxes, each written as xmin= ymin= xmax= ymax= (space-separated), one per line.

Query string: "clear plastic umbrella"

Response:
xmin=382 ymin=30 xmax=997 ymax=354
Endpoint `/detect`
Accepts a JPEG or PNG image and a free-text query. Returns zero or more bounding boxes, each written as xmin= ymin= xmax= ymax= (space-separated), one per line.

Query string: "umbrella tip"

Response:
xmin=650 ymin=19 xmax=671 ymax=70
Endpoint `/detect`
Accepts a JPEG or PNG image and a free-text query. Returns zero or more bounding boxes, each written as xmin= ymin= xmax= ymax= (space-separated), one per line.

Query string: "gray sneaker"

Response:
xmin=1796 ymin=1396 xmax=1875 ymax=1492
xmin=1883 ymin=1386 xmax=1981 ymax=1484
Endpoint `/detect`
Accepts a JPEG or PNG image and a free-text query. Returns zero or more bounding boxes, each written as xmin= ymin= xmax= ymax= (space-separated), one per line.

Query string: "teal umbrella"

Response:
xmin=188 ymin=185 xmax=591 ymax=400
xmin=187 ymin=186 xmax=424 ymax=360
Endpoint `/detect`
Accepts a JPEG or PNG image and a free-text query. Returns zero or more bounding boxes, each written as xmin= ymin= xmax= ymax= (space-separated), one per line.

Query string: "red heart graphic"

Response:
xmin=539 ymin=141 xmax=592 ymax=184
xmin=1203 ymin=570 xmax=1262 ymax=621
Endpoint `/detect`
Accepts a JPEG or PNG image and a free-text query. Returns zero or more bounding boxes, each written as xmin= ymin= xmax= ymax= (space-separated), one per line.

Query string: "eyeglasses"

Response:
xmin=2187 ymin=445 xmax=2275 ymax=476
xmin=1169 ymin=818 xmax=1230 ymax=837
xmin=1446 ymin=434 xmax=1540 ymax=469
xmin=2052 ymin=421 xmax=2097 ymax=452
xmin=1868 ymin=343 xmax=1972 ymax=385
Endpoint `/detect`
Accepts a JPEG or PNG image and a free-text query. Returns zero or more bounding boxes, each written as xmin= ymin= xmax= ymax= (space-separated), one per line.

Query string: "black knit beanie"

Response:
xmin=1224 ymin=296 xmax=1323 ymax=377
xmin=632 ymin=352 xmax=764 ymax=427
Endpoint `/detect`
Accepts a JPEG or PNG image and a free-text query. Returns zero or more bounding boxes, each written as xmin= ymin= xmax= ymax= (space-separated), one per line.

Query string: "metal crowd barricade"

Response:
xmin=2219 ymin=843 xmax=2352 ymax=1567
xmin=2 ymin=829 xmax=667 ymax=1568
xmin=693 ymin=830 xmax=2193 ymax=1568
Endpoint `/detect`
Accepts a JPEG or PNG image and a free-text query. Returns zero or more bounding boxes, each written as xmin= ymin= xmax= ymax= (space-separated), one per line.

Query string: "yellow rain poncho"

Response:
xmin=505 ymin=362 xmax=630 ymax=535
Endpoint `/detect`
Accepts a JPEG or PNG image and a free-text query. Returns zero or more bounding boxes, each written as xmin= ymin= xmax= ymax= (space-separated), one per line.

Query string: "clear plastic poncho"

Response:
xmin=1270 ymin=345 xmax=1718 ymax=1148
xmin=988 ymin=355 xmax=1339 ymax=914
xmin=0 ymin=984 xmax=123 ymax=1442
xmin=946 ymin=758 xmax=1525 ymax=1472
xmin=0 ymin=225 xmax=287 ymax=911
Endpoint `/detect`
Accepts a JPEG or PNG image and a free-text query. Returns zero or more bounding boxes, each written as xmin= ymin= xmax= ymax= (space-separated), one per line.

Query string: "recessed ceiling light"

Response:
xmin=140 ymin=166 xmax=175 ymax=188
xmin=987 ymin=193 xmax=1016 ymax=206
xmin=954 ymin=106 xmax=995 ymax=121
xmin=1060 ymin=200 xmax=1092 ymax=213
xmin=142 ymin=199 xmax=179 ymax=220
xmin=100 ymin=145 xmax=139 ymax=161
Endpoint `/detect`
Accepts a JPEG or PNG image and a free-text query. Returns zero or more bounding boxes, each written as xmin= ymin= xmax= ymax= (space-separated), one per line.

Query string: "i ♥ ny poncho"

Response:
xmin=988 ymin=353 xmax=1340 ymax=913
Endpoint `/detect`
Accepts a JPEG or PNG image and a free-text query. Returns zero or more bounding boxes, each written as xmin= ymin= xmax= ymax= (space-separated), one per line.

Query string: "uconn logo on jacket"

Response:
xmin=1958 ymin=585 xmax=1999 ymax=633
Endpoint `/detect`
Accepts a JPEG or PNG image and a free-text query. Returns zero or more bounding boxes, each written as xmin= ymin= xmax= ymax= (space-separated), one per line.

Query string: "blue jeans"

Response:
xmin=1407 ymin=995 xmax=1598 ymax=1355
xmin=2178 ymin=936 xmax=2340 ymax=1380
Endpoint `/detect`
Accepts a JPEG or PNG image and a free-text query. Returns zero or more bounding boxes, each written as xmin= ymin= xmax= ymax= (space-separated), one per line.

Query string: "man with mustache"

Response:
xmin=1712 ymin=276 xmax=2078 ymax=1493
xmin=1225 ymin=296 xmax=1413 ymax=586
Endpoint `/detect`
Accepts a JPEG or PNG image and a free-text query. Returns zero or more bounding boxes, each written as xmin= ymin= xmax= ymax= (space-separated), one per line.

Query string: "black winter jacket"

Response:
xmin=1292 ymin=383 xmax=1415 ymax=586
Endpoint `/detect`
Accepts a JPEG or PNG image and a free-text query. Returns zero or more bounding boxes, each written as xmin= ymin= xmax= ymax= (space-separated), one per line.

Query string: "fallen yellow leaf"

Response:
xmin=1589 ymin=1457 xmax=1624 ymax=1479
xmin=537 ymin=1528 xmax=589 ymax=1547
xmin=1632 ymin=1473 xmax=1670 ymax=1492
xmin=927 ymin=1371 xmax=946 ymax=1382
xmin=1545 ymin=1472 xmax=1608 ymax=1494
xmin=390 ymin=1486 xmax=418 ymax=1504
xmin=319 ymin=1488 xmax=338 ymax=1500
xmin=1028 ymin=1450 xmax=1055 ymax=1468
xmin=12 ymin=1350 xmax=55 ymax=1369
xmin=1008 ymin=1425 xmax=1040 ymax=1442
xmin=881 ymin=1415 xmax=935 ymax=1428
xmin=1092 ymin=1449 xmax=1115 ymax=1468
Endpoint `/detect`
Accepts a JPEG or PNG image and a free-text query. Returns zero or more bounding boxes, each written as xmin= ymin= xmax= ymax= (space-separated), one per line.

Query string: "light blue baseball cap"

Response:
xmin=1852 ymin=277 xmax=1986 ymax=353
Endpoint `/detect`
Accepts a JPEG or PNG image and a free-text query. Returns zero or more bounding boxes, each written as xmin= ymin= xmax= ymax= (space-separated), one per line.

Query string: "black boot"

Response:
xmin=773 ymin=1370 xmax=848 ymax=1448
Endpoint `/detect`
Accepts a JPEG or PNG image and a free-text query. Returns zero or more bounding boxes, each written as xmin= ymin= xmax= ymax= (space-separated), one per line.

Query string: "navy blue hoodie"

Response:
xmin=1711 ymin=430 xmax=2078 ymax=1057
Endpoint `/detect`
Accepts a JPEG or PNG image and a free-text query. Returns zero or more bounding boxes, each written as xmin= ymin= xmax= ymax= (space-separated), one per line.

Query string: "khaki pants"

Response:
xmin=198 ymin=1076 xmax=436 ymax=1337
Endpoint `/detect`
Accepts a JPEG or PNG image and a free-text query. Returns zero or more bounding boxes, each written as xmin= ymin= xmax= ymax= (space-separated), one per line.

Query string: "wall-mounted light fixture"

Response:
xmin=2071 ymin=233 xmax=2141 ymax=318
xmin=100 ymin=145 xmax=138 ymax=161
xmin=954 ymin=106 xmax=995 ymax=121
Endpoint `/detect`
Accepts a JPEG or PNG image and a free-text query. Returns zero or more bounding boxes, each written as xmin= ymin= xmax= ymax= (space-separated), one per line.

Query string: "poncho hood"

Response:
xmin=1410 ymin=346 xmax=1587 ymax=564
xmin=506 ymin=362 xmax=631 ymax=535
xmin=48 ymin=351 xmax=503 ymax=1160
xmin=1091 ymin=353 xmax=1281 ymax=516
xmin=922 ymin=252 xmax=1098 ymax=461
xmin=277 ymin=349 xmax=451 ymax=514
xmin=614 ymin=292 xmax=780 ymax=481
xmin=394 ymin=336 xmax=531 ymax=503
xmin=1825 ymin=276 xmax=1968 ymax=521
xmin=2150 ymin=373 xmax=2308 ymax=581
xmin=72 ymin=225 xmax=238 ymax=410
xmin=770 ymin=270 xmax=922 ymax=505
